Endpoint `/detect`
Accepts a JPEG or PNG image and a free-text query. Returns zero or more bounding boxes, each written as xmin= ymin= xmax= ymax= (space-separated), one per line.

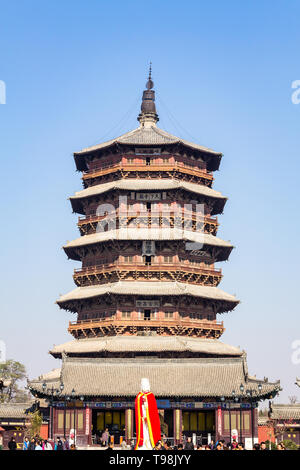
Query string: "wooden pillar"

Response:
xmin=85 ymin=407 xmax=92 ymax=445
xmin=174 ymin=409 xmax=182 ymax=444
xmin=125 ymin=409 xmax=134 ymax=443
xmin=216 ymin=406 xmax=223 ymax=441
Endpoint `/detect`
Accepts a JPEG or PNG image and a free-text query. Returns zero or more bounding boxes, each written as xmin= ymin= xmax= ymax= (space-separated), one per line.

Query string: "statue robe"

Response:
xmin=134 ymin=391 xmax=161 ymax=450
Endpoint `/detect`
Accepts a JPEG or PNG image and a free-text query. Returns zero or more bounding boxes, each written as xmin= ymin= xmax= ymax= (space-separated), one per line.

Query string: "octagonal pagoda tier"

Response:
xmin=58 ymin=71 xmax=239 ymax=341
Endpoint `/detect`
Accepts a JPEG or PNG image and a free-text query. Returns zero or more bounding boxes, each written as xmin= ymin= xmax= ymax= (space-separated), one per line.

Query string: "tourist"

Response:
xmin=121 ymin=439 xmax=128 ymax=449
xmin=184 ymin=437 xmax=194 ymax=450
xmin=35 ymin=440 xmax=43 ymax=450
xmin=28 ymin=438 xmax=36 ymax=450
xmin=215 ymin=442 xmax=223 ymax=450
xmin=208 ymin=439 xmax=214 ymax=450
xmin=70 ymin=444 xmax=77 ymax=450
xmin=253 ymin=443 xmax=260 ymax=451
xmin=237 ymin=442 xmax=244 ymax=450
xmin=23 ymin=436 xmax=29 ymax=450
xmin=231 ymin=439 xmax=238 ymax=449
xmin=43 ymin=439 xmax=53 ymax=450
xmin=106 ymin=442 xmax=114 ymax=451
xmin=63 ymin=437 xmax=69 ymax=450
xmin=163 ymin=440 xmax=172 ymax=450
xmin=154 ymin=441 xmax=162 ymax=450
xmin=101 ymin=427 xmax=110 ymax=447
xmin=8 ymin=437 xmax=17 ymax=450
xmin=55 ymin=436 xmax=64 ymax=450
xmin=260 ymin=441 xmax=267 ymax=450
xmin=177 ymin=443 xmax=183 ymax=450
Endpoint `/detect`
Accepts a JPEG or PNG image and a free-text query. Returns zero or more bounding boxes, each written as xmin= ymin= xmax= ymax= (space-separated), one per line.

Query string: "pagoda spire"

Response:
xmin=137 ymin=62 xmax=159 ymax=127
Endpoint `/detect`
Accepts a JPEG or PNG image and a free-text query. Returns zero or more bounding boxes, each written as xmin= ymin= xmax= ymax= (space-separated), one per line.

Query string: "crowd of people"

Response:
xmin=7 ymin=434 xmax=293 ymax=451
xmin=8 ymin=436 xmax=76 ymax=451
xmin=106 ymin=437 xmax=291 ymax=451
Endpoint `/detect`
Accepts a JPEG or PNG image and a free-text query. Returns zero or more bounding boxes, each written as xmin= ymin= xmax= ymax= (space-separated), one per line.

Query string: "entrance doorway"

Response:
xmin=144 ymin=310 xmax=151 ymax=320
xmin=145 ymin=255 xmax=152 ymax=265
xmin=163 ymin=410 xmax=174 ymax=439
xmin=92 ymin=410 xmax=125 ymax=445
xmin=182 ymin=411 xmax=215 ymax=444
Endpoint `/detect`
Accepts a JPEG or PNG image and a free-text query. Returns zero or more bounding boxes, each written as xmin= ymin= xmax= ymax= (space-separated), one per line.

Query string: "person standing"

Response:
xmin=28 ymin=438 xmax=36 ymax=450
xmin=23 ymin=437 xmax=29 ymax=450
xmin=43 ymin=439 xmax=53 ymax=450
xmin=184 ymin=437 xmax=194 ymax=450
xmin=8 ymin=437 xmax=17 ymax=450
xmin=101 ymin=428 xmax=109 ymax=447
xmin=35 ymin=440 xmax=43 ymax=450
xmin=63 ymin=437 xmax=69 ymax=450
xmin=55 ymin=436 xmax=64 ymax=450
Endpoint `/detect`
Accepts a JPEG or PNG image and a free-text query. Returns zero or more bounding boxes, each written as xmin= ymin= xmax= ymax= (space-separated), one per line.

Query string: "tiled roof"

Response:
xmin=70 ymin=178 xmax=225 ymax=204
xmin=0 ymin=402 xmax=33 ymax=419
xmin=270 ymin=404 xmax=300 ymax=420
xmin=63 ymin=228 xmax=233 ymax=258
xmin=74 ymin=125 xmax=221 ymax=156
xmin=57 ymin=281 xmax=239 ymax=309
xmin=29 ymin=356 xmax=280 ymax=399
xmin=258 ymin=415 xmax=269 ymax=425
xmin=49 ymin=336 xmax=243 ymax=358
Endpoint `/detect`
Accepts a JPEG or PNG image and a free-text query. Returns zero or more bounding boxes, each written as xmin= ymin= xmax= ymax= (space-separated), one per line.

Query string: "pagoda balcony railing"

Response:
xmin=83 ymin=160 xmax=213 ymax=181
xmin=87 ymin=154 xmax=209 ymax=171
xmin=68 ymin=318 xmax=224 ymax=329
xmin=78 ymin=210 xmax=218 ymax=227
xmin=74 ymin=261 xmax=222 ymax=277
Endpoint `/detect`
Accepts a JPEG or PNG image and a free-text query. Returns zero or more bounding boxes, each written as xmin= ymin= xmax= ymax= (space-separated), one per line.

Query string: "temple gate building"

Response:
xmin=29 ymin=69 xmax=280 ymax=448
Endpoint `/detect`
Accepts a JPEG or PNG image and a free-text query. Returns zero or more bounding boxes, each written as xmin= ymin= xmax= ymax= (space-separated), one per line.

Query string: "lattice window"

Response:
xmin=122 ymin=311 xmax=131 ymax=319
xmin=165 ymin=311 xmax=174 ymax=319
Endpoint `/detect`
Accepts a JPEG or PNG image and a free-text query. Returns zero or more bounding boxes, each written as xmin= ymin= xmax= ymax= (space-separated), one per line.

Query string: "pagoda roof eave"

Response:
xmin=73 ymin=125 xmax=222 ymax=172
xmin=56 ymin=281 xmax=239 ymax=313
xmin=49 ymin=336 xmax=243 ymax=359
xmin=63 ymin=228 xmax=233 ymax=261
xmin=69 ymin=179 xmax=227 ymax=215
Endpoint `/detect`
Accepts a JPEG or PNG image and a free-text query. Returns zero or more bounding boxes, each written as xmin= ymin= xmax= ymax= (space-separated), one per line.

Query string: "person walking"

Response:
xmin=28 ymin=438 xmax=36 ymax=450
xmin=101 ymin=428 xmax=109 ymax=447
xmin=63 ymin=437 xmax=69 ymax=450
xmin=23 ymin=436 xmax=29 ymax=450
xmin=8 ymin=437 xmax=17 ymax=450
xmin=184 ymin=437 xmax=194 ymax=450
xmin=43 ymin=439 xmax=53 ymax=450
xmin=35 ymin=440 xmax=43 ymax=450
xmin=54 ymin=436 xmax=64 ymax=450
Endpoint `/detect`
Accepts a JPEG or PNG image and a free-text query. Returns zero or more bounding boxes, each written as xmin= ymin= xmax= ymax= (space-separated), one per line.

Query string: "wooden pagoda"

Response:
xmin=29 ymin=69 xmax=280 ymax=448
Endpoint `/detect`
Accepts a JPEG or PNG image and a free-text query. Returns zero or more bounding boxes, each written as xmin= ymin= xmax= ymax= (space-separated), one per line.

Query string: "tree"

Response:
xmin=0 ymin=359 xmax=27 ymax=403
xmin=288 ymin=396 xmax=298 ymax=404
xmin=27 ymin=411 xmax=43 ymax=439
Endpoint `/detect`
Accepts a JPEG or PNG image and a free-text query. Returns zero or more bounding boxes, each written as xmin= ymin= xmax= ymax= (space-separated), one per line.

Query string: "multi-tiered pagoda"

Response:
xmin=30 ymin=69 xmax=280 ymax=448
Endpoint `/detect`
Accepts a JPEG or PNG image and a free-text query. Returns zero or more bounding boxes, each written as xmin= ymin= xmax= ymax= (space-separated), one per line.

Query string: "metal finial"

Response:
xmin=146 ymin=62 xmax=154 ymax=90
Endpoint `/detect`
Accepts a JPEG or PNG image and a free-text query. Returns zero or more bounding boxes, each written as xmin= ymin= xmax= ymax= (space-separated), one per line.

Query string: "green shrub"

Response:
xmin=282 ymin=439 xmax=298 ymax=450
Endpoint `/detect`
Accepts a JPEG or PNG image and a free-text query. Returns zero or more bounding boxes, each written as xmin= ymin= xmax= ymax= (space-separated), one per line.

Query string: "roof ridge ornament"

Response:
xmin=138 ymin=63 xmax=159 ymax=128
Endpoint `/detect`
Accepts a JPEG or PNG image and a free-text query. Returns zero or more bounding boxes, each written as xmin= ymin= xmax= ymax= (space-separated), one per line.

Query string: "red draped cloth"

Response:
xmin=134 ymin=391 xmax=161 ymax=449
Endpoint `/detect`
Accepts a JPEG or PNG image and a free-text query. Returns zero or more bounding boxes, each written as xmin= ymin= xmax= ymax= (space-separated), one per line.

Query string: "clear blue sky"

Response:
xmin=0 ymin=0 xmax=300 ymax=403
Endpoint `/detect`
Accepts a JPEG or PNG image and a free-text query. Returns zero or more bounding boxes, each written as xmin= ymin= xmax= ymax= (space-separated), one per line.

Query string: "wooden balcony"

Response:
xmin=82 ymin=160 xmax=213 ymax=185
xmin=78 ymin=210 xmax=219 ymax=236
xmin=68 ymin=318 xmax=225 ymax=339
xmin=73 ymin=261 xmax=222 ymax=287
